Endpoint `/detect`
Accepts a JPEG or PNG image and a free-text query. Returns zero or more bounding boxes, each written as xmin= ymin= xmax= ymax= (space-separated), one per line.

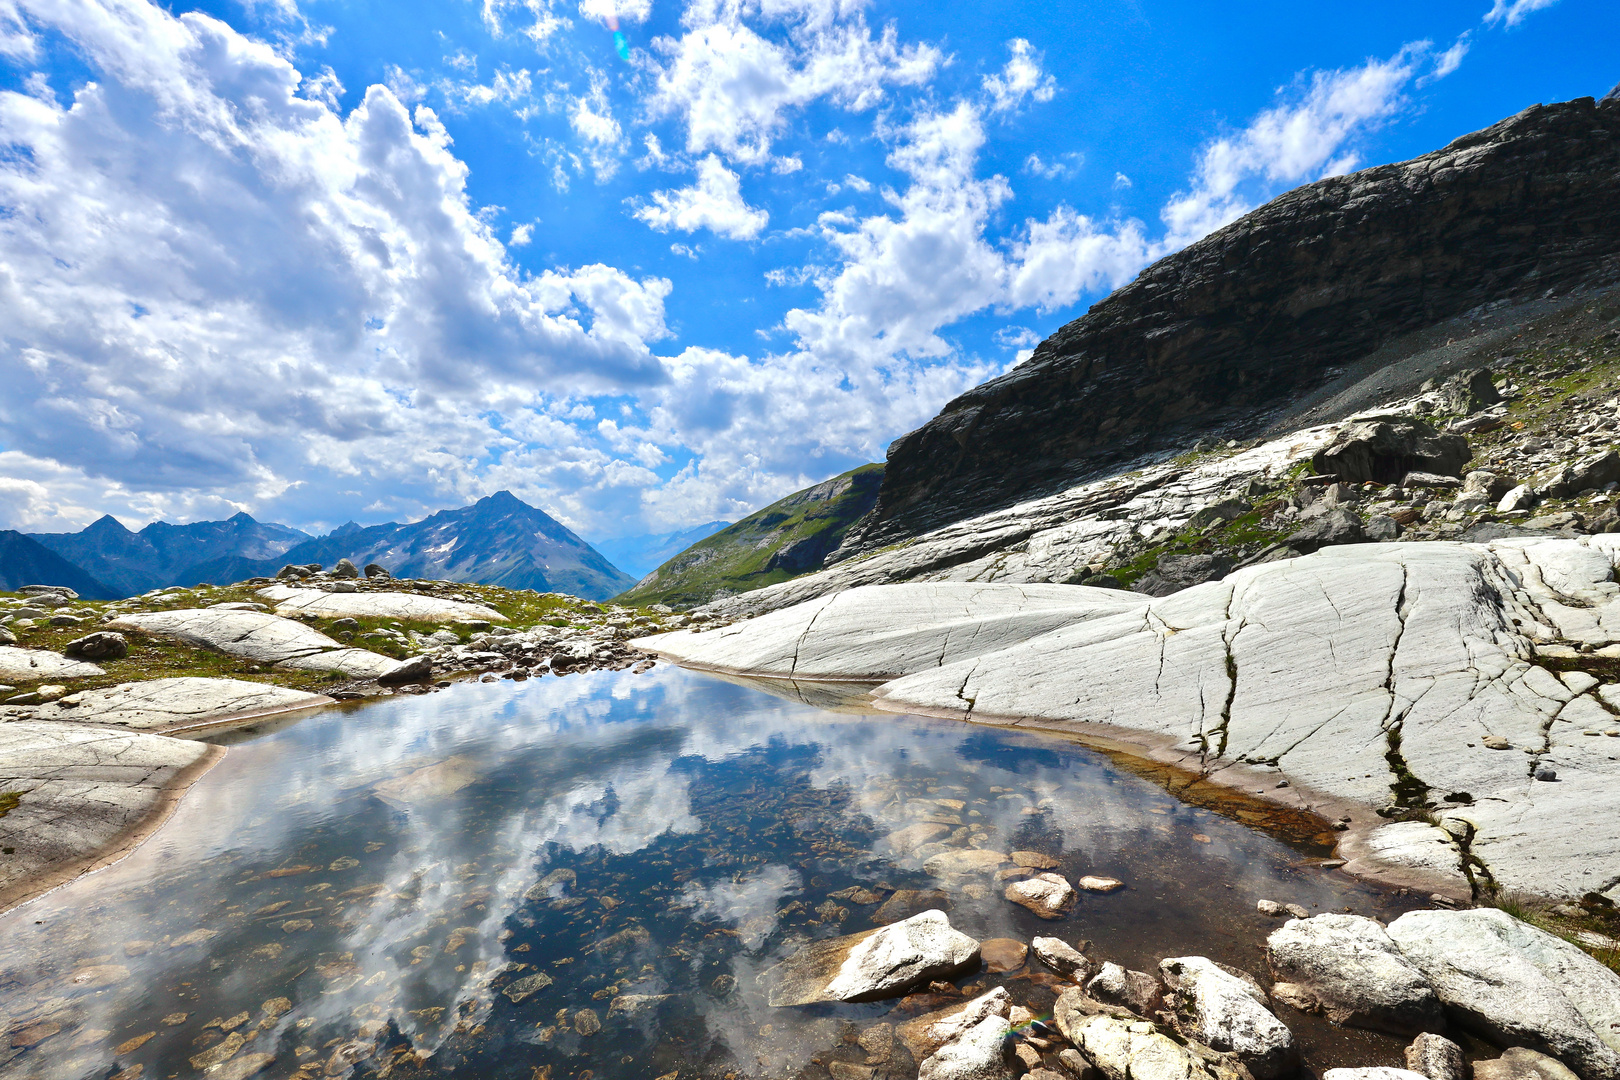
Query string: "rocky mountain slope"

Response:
xmin=0 ymin=531 xmax=116 ymax=599
xmin=699 ymin=289 xmax=1620 ymax=620
xmin=834 ymin=93 xmax=1620 ymax=561
xmin=28 ymin=512 xmax=309 ymax=596
xmin=239 ymin=490 xmax=634 ymax=600
xmin=618 ymin=464 xmax=882 ymax=608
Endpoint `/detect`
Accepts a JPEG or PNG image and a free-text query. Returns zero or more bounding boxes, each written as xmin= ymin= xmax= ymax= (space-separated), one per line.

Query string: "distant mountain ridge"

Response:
xmin=233 ymin=491 xmax=634 ymax=600
xmin=29 ymin=512 xmax=310 ymax=596
xmin=8 ymin=492 xmax=634 ymax=601
xmin=0 ymin=531 xmax=118 ymax=599
xmin=591 ymin=521 xmax=732 ymax=579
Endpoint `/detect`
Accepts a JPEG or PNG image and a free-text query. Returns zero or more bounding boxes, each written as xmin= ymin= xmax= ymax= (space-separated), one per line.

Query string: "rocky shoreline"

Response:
xmin=0 ymin=569 xmax=676 ymax=914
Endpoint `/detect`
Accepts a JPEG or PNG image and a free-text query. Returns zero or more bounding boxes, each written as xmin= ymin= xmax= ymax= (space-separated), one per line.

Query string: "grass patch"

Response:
xmin=1 ymin=580 xmax=671 ymax=698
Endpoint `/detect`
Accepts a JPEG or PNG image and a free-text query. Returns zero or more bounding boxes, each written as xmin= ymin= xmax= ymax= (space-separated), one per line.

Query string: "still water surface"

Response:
xmin=0 ymin=667 xmax=1421 ymax=1080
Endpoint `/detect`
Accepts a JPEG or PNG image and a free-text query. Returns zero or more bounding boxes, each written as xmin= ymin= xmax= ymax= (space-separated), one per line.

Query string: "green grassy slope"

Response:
xmin=617 ymin=464 xmax=883 ymax=609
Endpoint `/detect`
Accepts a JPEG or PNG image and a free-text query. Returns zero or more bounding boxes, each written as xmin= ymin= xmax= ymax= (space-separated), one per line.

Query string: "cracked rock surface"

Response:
xmin=0 ymin=646 xmax=104 ymax=683
xmin=104 ymin=608 xmax=395 ymax=678
xmin=0 ymin=722 xmax=210 ymax=901
xmin=257 ymin=585 xmax=507 ymax=624
xmin=0 ymin=677 xmax=329 ymax=732
xmin=640 ymin=537 xmax=1620 ymax=899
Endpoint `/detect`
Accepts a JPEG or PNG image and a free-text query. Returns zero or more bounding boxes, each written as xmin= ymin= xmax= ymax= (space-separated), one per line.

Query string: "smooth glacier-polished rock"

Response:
xmin=647 ymin=538 xmax=1620 ymax=898
xmin=635 ymin=581 xmax=1146 ymax=681
xmin=0 ymin=722 xmax=212 ymax=906
xmin=5 ymin=677 xmax=330 ymax=732
xmin=105 ymin=609 xmax=397 ymax=678
xmin=257 ymin=585 xmax=507 ymax=624
xmin=1385 ymin=908 xmax=1620 ymax=1080
xmin=0 ymin=646 xmax=105 ymax=683
xmin=1265 ymin=914 xmax=1443 ymax=1035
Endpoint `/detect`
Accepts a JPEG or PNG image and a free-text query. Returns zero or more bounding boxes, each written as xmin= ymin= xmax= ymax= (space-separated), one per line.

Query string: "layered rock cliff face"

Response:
xmin=834 ymin=95 xmax=1620 ymax=560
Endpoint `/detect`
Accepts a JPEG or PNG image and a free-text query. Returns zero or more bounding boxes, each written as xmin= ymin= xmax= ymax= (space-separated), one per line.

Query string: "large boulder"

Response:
xmin=898 ymin=987 xmax=1012 ymax=1061
xmin=761 ymin=909 xmax=980 ymax=1006
xmin=1266 ymin=914 xmax=1444 ymax=1035
xmin=61 ymin=631 xmax=128 ymax=661
xmin=1133 ymin=554 xmax=1235 ymax=597
xmin=918 ymin=1014 xmax=1015 ymax=1080
xmin=1311 ymin=416 xmax=1470 ymax=485
xmin=1436 ymin=369 xmax=1502 ymax=415
xmin=1161 ymin=957 xmax=1297 ymax=1080
xmin=1057 ymin=1009 xmax=1248 ymax=1080
xmin=1385 ymin=908 xmax=1620 ymax=1080
xmin=1533 ymin=451 xmax=1620 ymax=500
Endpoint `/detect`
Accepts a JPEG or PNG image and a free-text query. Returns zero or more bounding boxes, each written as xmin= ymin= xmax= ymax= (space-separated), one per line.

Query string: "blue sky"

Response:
xmin=0 ymin=0 xmax=1614 ymax=544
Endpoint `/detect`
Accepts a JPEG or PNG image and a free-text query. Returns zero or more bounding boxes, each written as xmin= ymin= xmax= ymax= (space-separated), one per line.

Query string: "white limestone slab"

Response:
xmin=0 ymin=722 xmax=212 ymax=908
xmin=633 ymin=581 xmax=1145 ymax=681
xmin=15 ymin=678 xmax=330 ymax=732
xmin=257 ymin=586 xmax=506 ymax=624
xmin=0 ymin=646 xmax=105 ymax=682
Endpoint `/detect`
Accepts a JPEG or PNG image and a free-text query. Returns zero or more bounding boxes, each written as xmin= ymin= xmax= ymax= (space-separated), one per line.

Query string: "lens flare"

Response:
xmin=602 ymin=7 xmax=630 ymax=61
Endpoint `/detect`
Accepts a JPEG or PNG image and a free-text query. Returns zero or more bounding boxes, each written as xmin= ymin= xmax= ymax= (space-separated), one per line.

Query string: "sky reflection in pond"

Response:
xmin=0 ymin=666 xmax=1420 ymax=1079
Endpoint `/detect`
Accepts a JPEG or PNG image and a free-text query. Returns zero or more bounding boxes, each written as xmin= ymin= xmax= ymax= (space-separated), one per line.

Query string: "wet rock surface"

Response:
xmin=761 ymin=910 xmax=981 ymax=1006
xmin=0 ymin=722 xmax=211 ymax=906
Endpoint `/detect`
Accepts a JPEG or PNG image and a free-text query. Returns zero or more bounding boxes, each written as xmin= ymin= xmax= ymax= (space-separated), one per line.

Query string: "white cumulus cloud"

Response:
xmin=632 ymin=153 xmax=770 ymax=239
xmin=983 ymin=37 xmax=1055 ymax=113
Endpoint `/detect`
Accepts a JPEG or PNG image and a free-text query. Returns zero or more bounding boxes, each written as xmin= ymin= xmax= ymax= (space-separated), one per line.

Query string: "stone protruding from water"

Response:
xmin=1032 ymin=936 xmax=1093 ymax=982
xmin=1404 ymin=1032 xmax=1466 ymax=1080
xmin=1161 ymin=956 xmax=1297 ymax=1080
xmin=761 ymin=909 xmax=980 ymax=1006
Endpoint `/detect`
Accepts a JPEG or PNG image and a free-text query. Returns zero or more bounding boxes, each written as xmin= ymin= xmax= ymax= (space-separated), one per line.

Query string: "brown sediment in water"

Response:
xmin=0 ymin=741 xmax=228 ymax=916
xmin=694 ymin=671 xmax=1472 ymax=903
xmin=894 ymin=702 xmax=1478 ymax=904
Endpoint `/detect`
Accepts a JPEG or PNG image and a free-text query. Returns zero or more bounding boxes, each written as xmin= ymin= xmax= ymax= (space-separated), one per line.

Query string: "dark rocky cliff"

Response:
xmin=834 ymin=94 xmax=1620 ymax=559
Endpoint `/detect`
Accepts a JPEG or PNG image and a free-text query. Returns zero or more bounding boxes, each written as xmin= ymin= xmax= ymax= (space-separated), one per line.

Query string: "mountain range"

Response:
xmin=6 ymin=492 xmax=635 ymax=601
